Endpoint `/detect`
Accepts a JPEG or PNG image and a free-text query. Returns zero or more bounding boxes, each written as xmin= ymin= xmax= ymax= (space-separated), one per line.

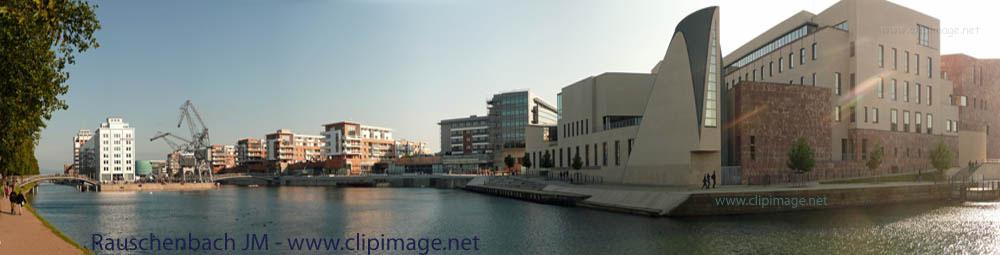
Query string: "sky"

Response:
xmin=35 ymin=0 xmax=998 ymax=172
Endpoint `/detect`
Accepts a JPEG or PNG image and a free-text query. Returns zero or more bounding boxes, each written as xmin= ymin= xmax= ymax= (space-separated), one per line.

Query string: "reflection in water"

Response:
xmin=30 ymin=184 xmax=1000 ymax=254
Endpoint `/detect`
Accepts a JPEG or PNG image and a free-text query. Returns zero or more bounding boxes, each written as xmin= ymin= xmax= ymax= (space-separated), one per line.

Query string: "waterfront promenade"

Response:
xmin=0 ymin=194 xmax=82 ymax=254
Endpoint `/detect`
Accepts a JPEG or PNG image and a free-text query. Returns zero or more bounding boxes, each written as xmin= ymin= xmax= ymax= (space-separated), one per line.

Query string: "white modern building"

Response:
xmin=79 ymin=117 xmax=136 ymax=182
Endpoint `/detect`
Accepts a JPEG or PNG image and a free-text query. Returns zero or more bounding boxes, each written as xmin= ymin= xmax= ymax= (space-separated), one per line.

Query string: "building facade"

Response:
xmin=439 ymin=115 xmax=494 ymax=173
xmin=721 ymin=0 xmax=959 ymax=181
xmin=79 ymin=117 xmax=136 ymax=182
xmin=941 ymin=54 xmax=1000 ymax=162
xmin=209 ymin=144 xmax=237 ymax=173
xmin=236 ymin=138 xmax=267 ymax=166
xmin=488 ymin=90 xmax=558 ymax=169
xmin=322 ymin=122 xmax=395 ymax=175
xmin=394 ymin=139 xmax=429 ymax=157
xmin=265 ymin=129 xmax=325 ymax=166
xmin=71 ymin=129 xmax=93 ymax=175
xmin=526 ymin=6 xmax=723 ymax=186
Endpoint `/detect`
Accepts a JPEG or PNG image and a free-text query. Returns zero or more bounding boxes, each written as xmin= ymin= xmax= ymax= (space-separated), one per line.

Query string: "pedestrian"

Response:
xmin=711 ymin=172 xmax=717 ymax=189
xmin=14 ymin=191 xmax=25 ymax=215
xmin=8 ymin=189 xmax=16 ymax=215
xmin=702 ymin=174 xmax=709 ymax=190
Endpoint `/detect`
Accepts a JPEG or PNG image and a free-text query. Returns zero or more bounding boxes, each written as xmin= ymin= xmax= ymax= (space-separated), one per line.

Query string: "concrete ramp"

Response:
xmin=975 ymin=163 xmax=1000 ymax=180
xmin=543 ymin=185 xmax=690 ymax=216
xmin=467 ymin=176 xmax=488 ymax=186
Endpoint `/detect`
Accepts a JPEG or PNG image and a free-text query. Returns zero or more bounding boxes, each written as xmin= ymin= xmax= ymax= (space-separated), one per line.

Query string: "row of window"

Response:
xmin=563 ymin=119 xmax=591 ymax=139
xmin=531 ymin=139 xmax=635 ymax=169
xmin=957 ymin=95 xmax=989 ymax=110
xmin=729 ymin=42 xmax=820 ymax=87
xmin=877 ymin=44 xmax=933 ymax=78
xmin=873 ymin=78 xmax=933 ymax=106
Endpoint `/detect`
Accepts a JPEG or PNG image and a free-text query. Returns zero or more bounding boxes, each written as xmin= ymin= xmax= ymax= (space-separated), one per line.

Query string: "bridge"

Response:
xmin=16 ymin=174 xmax=99 ymax=188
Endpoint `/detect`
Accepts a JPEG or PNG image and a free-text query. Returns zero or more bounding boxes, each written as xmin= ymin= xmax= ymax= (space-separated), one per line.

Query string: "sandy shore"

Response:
xmin=0 ymin=193 xmax=84 ymax=254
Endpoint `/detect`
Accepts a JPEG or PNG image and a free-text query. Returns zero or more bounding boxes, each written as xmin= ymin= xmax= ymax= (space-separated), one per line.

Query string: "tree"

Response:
xmin=541 ymin=151 xmax=554 ymax=168
xmin=571 ymin=151 xmax=583 ymax=170
xmin=786 ymin=138 xmax=815 ymax=174
xmin=1 ymin=0 xmax=101 ymax=176
xmin=929 ymin=140 xmax=953 ymax=180
xmin=866 ymin=143 xmax=884 ymax=183
xmin=504 ymin=154 xmax=515 ymax=172
xmin=521 ymin=152 xmax=532 ymax=169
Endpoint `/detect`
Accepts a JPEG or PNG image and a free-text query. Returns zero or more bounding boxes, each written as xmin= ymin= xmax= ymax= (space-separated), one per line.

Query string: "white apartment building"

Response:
xmin=79 ymin=117 xmax=136 ymax=182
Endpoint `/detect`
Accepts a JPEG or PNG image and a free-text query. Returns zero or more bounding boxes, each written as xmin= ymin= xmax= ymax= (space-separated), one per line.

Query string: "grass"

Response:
xmin=820 ymin=171 xmax=945 ymax=184
xmin=15 ymin=182 xmax=92 ymax=255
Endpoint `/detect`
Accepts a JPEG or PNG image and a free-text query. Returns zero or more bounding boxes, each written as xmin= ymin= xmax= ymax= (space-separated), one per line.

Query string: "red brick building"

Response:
xmin=941 ymin=54 xmax=1000 ymax=160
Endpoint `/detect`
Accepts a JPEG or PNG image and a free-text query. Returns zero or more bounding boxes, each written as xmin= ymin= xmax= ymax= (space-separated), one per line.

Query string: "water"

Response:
xmin=30 ymin=184 xmax=1000 ymax=254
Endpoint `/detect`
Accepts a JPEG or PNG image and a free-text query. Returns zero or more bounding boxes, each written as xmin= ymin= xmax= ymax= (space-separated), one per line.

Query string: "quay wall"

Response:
xmin=100 ymin=183 xmax=217 ymax=192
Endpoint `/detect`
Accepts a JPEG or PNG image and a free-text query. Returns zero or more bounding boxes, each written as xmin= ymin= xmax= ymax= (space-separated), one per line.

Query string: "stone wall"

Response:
xmin=848 ymin=129 xmax=959 ymax=174
xmin=731 ymin=82 xmax=832 ymax=182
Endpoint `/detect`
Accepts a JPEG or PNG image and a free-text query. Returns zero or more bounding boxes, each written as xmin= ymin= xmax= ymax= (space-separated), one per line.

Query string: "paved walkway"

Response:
xmin=0 ymin=193 xmax=82 ymax=255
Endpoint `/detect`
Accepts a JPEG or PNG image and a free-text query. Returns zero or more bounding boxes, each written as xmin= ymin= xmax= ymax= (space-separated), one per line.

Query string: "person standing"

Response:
xmin=15 ymin=191 xmax=25 ymax=215
xmin=8 ymin=189 xmax=17 ymax=215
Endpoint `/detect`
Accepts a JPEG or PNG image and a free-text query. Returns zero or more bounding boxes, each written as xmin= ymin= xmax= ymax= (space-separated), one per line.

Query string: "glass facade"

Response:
xmin=726 ymin=25 xmax=814 ymax=69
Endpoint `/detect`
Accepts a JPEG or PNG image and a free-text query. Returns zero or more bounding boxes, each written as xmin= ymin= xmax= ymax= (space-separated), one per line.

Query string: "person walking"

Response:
xmin=701 ymin=174 xmax=709 ymax=190
xmin=8 ymin=189 xmax=17 ymax=215
xmin=711 ymin=172 xmax=717 ymax=189
xmin=15 ymin=191 xmax=25 ymax=215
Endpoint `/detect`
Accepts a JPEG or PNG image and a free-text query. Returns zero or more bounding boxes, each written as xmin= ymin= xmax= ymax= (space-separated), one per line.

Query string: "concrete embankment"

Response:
xmin=463 ymin=177 xmax=591 ymax=205
xmin=466 ymin=177 xmax=972 ymax=217
xmin=669 ymin=183 xmax=950 ymax=216
xmin=99 ymin=182 xmax=217 ymax=192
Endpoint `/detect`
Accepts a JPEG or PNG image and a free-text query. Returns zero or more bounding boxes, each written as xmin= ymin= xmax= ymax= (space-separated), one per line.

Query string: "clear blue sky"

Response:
xmin=36 ymin=0 xmax=997 ymax=172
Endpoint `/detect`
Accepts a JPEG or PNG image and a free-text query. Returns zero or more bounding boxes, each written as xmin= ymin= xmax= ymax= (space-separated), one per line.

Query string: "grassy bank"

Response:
xmin=16 ymin=183 xmax=92 ymax=255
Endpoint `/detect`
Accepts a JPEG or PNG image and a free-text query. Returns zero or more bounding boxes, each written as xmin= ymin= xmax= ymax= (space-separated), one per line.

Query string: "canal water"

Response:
xmin=31 ymin=184 xmax=1000 ymax=254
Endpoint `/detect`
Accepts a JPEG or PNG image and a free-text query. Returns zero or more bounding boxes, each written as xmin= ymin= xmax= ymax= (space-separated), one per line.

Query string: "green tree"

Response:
xmin=929 ymin=140 xmax=953 ymax=180
xmin=504 ymin=154 xmax=515 ymax=172
xmin=521 ymin=152 xmax=532 ymax=169
xmin=571 ymin=151 xmax=583 ymax=170
xmin=541 ymin=151 xmax=554 ymax=168
xmin=786 ymin=138 xmax=815 ymax=174
xmin=1 ymin=0 xmax=101 ymax=176
xmin=866 ymin=143 xmax=884 ymax=183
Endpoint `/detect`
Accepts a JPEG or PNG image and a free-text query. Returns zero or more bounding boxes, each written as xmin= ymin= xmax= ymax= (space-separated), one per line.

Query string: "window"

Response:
xmin=916 ymin=112 xmax=923 ymax=133
xmin=704 ymin=31 xmax=719 ymax=128
xmin=769 ymin=61 xmax=774 ymax=76
xmin=891 ymin=109 xmax=898 ymax=131
xmin=878 ymin=45 xmax=884 ymax=68
xmin=864 ymin=107 xmax=869 ymax=123
xmin=905 ymin=51 xmax=910 ymax=73
xmin=873 ymin=108 xmax=880 ymax=123
xmin=892 ymin=48 xmax=898 ymax=70
xmin=750 ymin=136 xmax=756 ymax=160
xmin=904 ymin=81 xmax=910 ymax=102
xmin=862 ymin=139 xmax=868 ymax=160
xmin=602 ymin=142 xmax=607 ymax=166
xmin=800 ymin=48 xmax=806 ymax=65
xmin=928 ymin=57 xmax=933 ymax=78
xmin=850 ymin=106 xmax=856 ymax=123
xmin=835 ymin=106 xmax=841 ymax=122
xmin=812 ymin=73 xmax=817 ymax=86
xmin=834 ymin=21 xmax=849 ymax=31
xmin=927 ymin=114 xmax=933 ymax=134
xmin=916 ymin=83 xmax=922 ymax=104
xmin=916 ymin=54 xmax=921 ymax=75
xmin=904 ymin=111 xmax=911 ymax=132
xmin=789 ymin=53 xmax=794 ymax=69
xmin=850 ymin=41 xmax=855 ymax=57
xmin=918 ymin=25 xmax=930 ymax=46
xmin=890 ymin=79 xmax=897 ymax=100
xmin=800 ymin=76 xmax=805 ymax=85
xmin=812 ymin=43 xmax=818 ymax=60
xmin=960 ymin=96 xmax=968 ymax=106
xmin=835 ymin=73 xmax=842 ymax=95
xmin=779 ymin=58 xmax=784 ymax=73
xmin=877 ymin=78 xmax=884 ymax=98
xmin=841 ymin=139 xmax=849 ymax=161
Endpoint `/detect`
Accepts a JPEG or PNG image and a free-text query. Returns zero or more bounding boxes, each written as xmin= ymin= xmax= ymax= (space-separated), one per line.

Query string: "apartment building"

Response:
xmin=721 ymin=0 xmax=959 ymax=180
xmin=209 ymin=144 xmax=236 ymax=173
xmin=265 ymin=129 xmax=325 ymax=166
xmin=236 ymin=138 xmax=267 ymax=166
xmin=71 ymin=129 xmax=93 ymax=175
xmin=394 ymin=139 xmax=429 ymax=157
xmin=526 ymin=6 xmax=722 ymax=185
xmin=322 ymin=122 xmax=396 ymax=175
xmin=439 ymin=115 xmax=494 ymax=173
xmin=941 ymin=54 xmax=1000 ymax=163
xmin=79 ymin=117 xmax=136 ymax=182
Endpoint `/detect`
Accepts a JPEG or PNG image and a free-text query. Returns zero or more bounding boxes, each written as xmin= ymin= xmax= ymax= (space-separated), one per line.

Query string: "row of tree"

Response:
xmin=787 ymin=137 xmax=953 ymax=179
xmin=0 ymin=0 xmax=100 ymax=176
